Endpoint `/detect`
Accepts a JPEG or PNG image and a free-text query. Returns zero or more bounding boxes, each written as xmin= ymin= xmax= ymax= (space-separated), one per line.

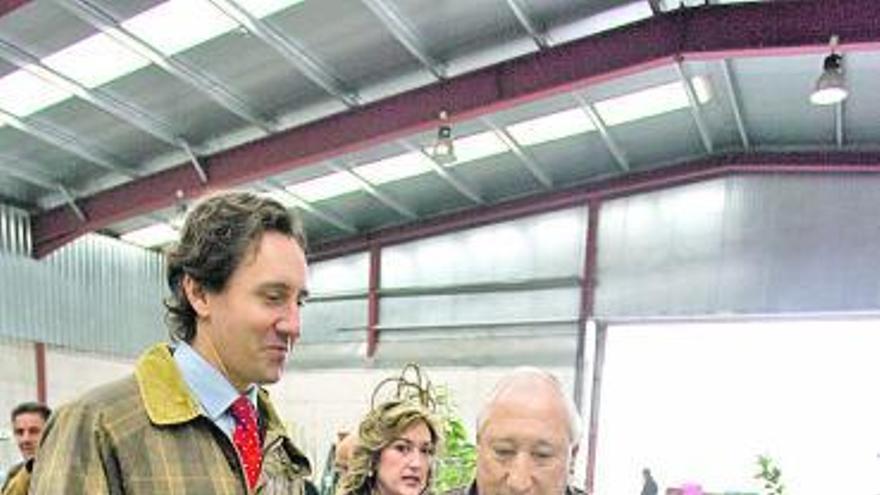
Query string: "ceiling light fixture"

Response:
xmin=810 ymin=35 xmax=848 ymax=106
xmin=430 ymin=110 xmax=456 ymax=165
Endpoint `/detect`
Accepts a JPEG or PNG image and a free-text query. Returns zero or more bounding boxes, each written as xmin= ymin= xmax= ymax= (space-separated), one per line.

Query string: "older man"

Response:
xmin=1 ymin=402 xmax=50 ymax=495
xmin=452 ymin=368 xmax=583 ymax=495
xmin=31 ymin=191 xmax=313 ymax=494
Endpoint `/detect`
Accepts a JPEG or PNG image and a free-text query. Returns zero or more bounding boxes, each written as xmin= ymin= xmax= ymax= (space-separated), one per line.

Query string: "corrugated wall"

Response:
xmin=297 ymin=207 xmax=588 ymax=368
xmin=0 ymin=233 xmax=167 ymax=356
xmin=0 ymin=204 xmax=30 ymax=257
xmin=595 ymin=175 xmax=880 ymax=316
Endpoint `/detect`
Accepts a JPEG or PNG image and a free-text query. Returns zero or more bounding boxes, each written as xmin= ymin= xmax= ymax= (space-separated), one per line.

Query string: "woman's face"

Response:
xmin=375 ymin=421 xmax=434 ymax=495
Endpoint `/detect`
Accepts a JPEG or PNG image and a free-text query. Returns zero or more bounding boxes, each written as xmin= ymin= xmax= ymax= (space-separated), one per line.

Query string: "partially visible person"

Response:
xmin=30 ymin=191 xmax=313 ymax=494
xmin=1 ymin=401 xmax=50 ymax=495
xmin=334 ymin=432 xmax=358 ymax=480
xmin=336 ymin=399 xmax=441 ymax=495
xmin=640 ymin=468 xmax=658 ymax=495
xmin=449 ymin=367 xmax=583 ymax=495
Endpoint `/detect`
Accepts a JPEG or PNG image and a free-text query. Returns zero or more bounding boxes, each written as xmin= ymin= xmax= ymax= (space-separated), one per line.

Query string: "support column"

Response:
xmin=35 ymin=342 xmax=46 ymax=403
xmin=366 ymin=243 xmax=381 ymax=357
xmin=574 ymin=199 xmax=600 ymax=410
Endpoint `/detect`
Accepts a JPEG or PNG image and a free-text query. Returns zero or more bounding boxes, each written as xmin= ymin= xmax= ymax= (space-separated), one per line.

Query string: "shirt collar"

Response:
xmin=174 ymin=341 xmax=257 ymax=421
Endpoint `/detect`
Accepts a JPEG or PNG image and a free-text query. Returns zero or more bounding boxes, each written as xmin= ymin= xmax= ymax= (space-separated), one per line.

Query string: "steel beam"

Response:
xmin=505 ymin=0 xmax=550 ymax=50
xmin=572 ymin=93 xmax=630 ymax=172
xmin=0 ymin=38 xmax=183 ymax=147
xmin=399 ymin=140 xmax=483 ymax=204
xmin=360 ymin=0 xmax=446 ymax=79
xmin=0 ymin=107 xmax=138 ymax=178
xmin=208 ymin=0 xmax=359 ymax=107
xmin=675 ymin=59 xmax=714 ymax=153
xmin=33 ymin=0 xmax=880 ymax=255
xmin=0 ymin=159 xmax=59 ymax=191
xmin=263 ymin=180 xmax=357 ymax=234
xmin=720 ymin=59 xmax=750 ymax=149
xmin=481 ymin=116 xmax=553 ymax=189
xmin=326 ymin=162 xmax=418 ymax=220
xmin=307 ymin=150 xmax=880 ymax=261
xmin=56 ymin=0 xmax=277 ymax=133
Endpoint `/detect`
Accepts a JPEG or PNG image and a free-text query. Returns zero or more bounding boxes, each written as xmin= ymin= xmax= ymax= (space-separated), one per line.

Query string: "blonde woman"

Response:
xmin=337 ymin=369 xmax=442 ymax=495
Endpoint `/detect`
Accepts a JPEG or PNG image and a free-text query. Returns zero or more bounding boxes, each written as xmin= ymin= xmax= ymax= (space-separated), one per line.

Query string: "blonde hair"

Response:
xmin=337 ymin=400 xmax=442 ymax=495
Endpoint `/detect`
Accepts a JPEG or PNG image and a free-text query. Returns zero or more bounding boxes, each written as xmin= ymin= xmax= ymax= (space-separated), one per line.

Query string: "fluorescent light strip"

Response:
xmin=0 ymin=0 xmax=305 ymax=120
xmin=506 ymin=108 xmax=595 ymax=146
xmin=43 ymin=33 xmax=151 ymax=89
xmin=0 ymin=69 xmax=72 ymax=117
xmin=120 ymin=222 xmax=178 ymax=248
xmin=352 ymin=152 xmax=434 ymax=185
xmin=122 ymin=0 xmax=237 ymax=56
xmin=595 ymin=76 xmax=712 ymax=126
xmin=286 ymin=172 xmax=361 ymax=202
xmin=446 ymin=131 xmax=509 ymax=166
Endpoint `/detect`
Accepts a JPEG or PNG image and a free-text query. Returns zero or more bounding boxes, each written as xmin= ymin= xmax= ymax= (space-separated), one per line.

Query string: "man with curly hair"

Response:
xmin=31 ymin=191 xmax=313 ymax=495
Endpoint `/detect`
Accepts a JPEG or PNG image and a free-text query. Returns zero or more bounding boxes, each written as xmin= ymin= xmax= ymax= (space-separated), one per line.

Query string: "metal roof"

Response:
xmin=0 ymin=0 xmax=877 ymax=257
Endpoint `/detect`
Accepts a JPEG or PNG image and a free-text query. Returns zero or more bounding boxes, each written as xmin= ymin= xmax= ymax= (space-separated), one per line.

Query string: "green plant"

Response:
xmin=433 ymin=385 xmax=477 ymax=493
xmin=754 ymin=455 xmax=785 ymax=495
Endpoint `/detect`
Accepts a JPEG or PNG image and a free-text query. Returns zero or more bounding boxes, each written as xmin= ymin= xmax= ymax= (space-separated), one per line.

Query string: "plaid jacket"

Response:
xmin=29 ymin=343 xmax=312 ymax=495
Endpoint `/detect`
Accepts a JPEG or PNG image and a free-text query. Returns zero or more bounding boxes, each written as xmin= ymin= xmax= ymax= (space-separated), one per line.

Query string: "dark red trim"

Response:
xmin=574 ymin=200 xmax=600 ymax=410
xmin=366 ymin=243 xmax=381 ymax=357
xmin=32 ymin=0 xmax=880 ymax=256
xmin=35 ymin=342 xmax=46 ymax=404
xmin=0 ymin=0 xmax=30 ymax=17
xmin=309 ymin=151 xmax=880 ymax=261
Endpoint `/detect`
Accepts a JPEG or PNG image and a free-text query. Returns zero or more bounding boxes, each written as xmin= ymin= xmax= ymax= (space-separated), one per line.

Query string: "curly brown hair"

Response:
xmin=164 ymin=191 xmax=306 ymax=342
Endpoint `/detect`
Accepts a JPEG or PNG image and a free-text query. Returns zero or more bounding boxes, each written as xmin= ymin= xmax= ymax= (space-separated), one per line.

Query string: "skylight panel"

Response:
xmin=447 ymin=131 xmax=509 ymax=166
xmin=0 ymin=69 xmax=72 ymax=116
xmin=286 ymin=172 xmax=361 ymax=202
xmin=594 ymin=77 xmax=712 ymax=127
xmin=236 ymin=0 xmax=306 ymax=17
xmin=43 ymin=33 xmax=151 ymax=89
xmin=120 ymin=222 xmax=178 ymax=248
xmin=352 ymin=152 xmax=434 ymax=185
xmin=122 ymin=0 xmax=238 ymax=56
xmin=505 ymin=108 xmax=595 ymax=146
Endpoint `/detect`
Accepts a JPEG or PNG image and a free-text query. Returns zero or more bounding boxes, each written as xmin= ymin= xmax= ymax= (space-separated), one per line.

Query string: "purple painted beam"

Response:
xmin=32 ymin=0 xmax=880 ymax=256
xmin=308 ymin=150 xmax=880 ymax=261
xmin=0 ymin=0 xmax=30 ymax=17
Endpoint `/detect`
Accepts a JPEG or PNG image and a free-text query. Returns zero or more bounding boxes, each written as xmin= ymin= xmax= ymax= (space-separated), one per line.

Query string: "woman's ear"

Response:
xmin=182 ymin=274 xmax=210 ymax=318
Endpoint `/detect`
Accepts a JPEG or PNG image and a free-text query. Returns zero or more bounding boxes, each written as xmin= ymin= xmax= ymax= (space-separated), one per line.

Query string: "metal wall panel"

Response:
xmin=380 ymin=287 xmax=581 ymax=327
xmin=308 ymin=252 xmax=369 ymax=294
xmin=0 ymin=234 xmax=167 ymax=356
xmin=382 ymin=207 xmax=588 ymax=288
xmin=596 ymin=175 xmax=880 ymax=317
xmin=300 ymin=299 xmax=368 ymax=344
xmin=0 ymin=204 xmax=30 ymax=257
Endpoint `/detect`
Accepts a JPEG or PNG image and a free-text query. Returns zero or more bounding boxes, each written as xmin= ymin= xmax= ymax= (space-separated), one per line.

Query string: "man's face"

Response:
xmin=476 ymin=385 xmax=571 ymax=495
xmin=193 ymin=231 xmax=308 ymax=391
xmin=13 ymin=412 xmax=46 ymax=460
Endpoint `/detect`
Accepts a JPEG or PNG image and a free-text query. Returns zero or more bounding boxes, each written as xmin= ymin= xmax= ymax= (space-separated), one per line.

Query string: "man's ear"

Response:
xmin=182 ymin=274 xmax=210 ymax=318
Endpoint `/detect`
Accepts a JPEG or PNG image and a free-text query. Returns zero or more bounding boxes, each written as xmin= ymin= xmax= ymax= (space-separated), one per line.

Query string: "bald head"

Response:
xmin=475 ymin=368 xmax=581 ymax=495
xmin=477 ymin=368 xmax=581 ymax=446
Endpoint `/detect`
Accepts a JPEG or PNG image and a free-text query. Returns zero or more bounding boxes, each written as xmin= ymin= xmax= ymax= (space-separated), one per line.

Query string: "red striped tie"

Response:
xmin=230 ymin=396 xmax=262 ymax=490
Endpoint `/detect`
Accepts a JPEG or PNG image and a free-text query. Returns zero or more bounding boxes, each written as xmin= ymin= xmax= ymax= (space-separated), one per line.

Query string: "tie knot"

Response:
xmin=230 ymin=396 xmax=256 ymax=424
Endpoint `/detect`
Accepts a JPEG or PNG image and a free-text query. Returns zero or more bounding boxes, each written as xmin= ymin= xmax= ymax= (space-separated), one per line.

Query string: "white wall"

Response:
xmin=45 ymin=345 xmax=134 ymax=407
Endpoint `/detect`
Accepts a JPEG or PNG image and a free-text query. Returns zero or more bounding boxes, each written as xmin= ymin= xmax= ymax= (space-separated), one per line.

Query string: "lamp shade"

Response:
xmin=810 ymin=53 xmax=848 ymax=106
